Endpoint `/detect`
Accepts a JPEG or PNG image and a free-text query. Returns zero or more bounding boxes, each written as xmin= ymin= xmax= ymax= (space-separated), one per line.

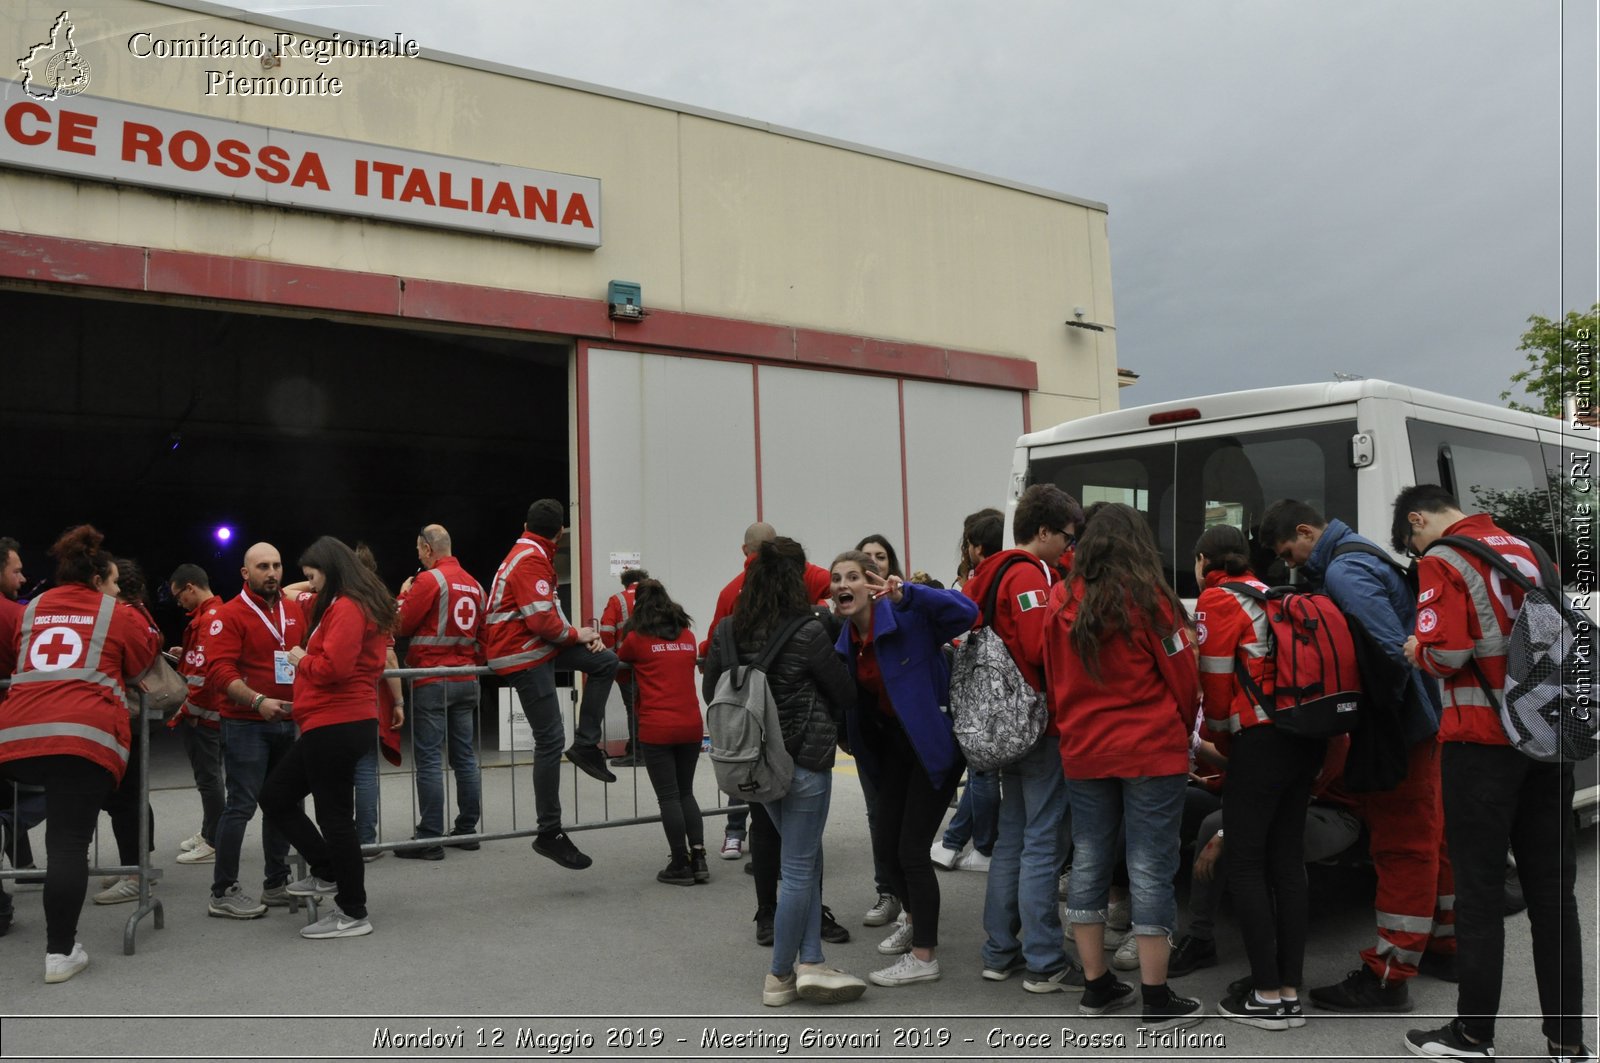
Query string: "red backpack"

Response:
xmin=1222 ymin=583 xmax=1363 ymax=738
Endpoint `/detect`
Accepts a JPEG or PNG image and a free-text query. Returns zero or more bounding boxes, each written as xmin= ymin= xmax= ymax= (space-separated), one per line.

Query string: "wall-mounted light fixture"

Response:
xmin=608 ymin=280 xmax=645 ymax=321
xmin=1065 ymin=305 xmax=1106 ymax=333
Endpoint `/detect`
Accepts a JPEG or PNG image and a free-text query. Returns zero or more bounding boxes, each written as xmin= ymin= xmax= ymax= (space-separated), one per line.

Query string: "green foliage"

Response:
xmin=1501 ymin=303 xmax=1600 ymax=417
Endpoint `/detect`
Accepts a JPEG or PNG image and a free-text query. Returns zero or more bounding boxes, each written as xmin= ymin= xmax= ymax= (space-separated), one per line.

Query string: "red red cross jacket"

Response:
xmin=1195 ymin=570 xmax=1274 ymax=739
xmin=292 ymin=596 xmax=387 ymax=733
xmin=616 ymin=626 xmax=703 ymax=744
xmin=173 ymin=594 xmax=228 ymax=729
xmin=482 ymin=534 xmax=575 ymax=676
xmin=203 ymin=589 xmax=308 ymax=721
xmin=598 ymin=586 xmax=638 ymax=650
xmin=0 ymin=584 xmax=160 ymax=782
xmin=1414 ymin=514 xmax=1542 ymax=747
xmin=0 ymin=596 xmax=22 ymax=708
xmin=398 ymin=556 xmax=485 ymax=684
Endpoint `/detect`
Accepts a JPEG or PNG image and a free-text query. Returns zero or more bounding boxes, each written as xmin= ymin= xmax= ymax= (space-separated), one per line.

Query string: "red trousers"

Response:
xmin=1351 ymin=737 xmax=1455 ymax=983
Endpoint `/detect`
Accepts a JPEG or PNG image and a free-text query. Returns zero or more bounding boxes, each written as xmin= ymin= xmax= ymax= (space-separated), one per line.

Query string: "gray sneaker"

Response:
xmin=1024 ymin=962 xmax=1087 ymax=994
xmin=208 ymin=885 xmax=266 ymax=920
xmin=285 ymin=875 xmax=337 ymax=898
xmin=299 ymin=906 xmax=372 ymax=939
xmin=261 ymin=884 xmax=292 ymax=908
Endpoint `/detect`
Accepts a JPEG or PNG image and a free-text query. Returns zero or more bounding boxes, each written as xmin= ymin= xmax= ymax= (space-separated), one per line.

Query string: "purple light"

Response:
xmin=214 ymin=526 xmax=234 ymax=544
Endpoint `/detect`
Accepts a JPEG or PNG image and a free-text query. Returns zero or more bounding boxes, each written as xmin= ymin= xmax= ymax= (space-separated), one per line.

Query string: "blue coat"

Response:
xmin=1303 ymin=518 xmax=1441 ymax=746
xmin=834 ymin=582 xmax=978 ymax=791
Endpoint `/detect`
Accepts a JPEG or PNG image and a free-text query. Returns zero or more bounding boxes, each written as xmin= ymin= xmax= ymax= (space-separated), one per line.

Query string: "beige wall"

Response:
xmin=2 ymin=0 xmax=1116 ymax=420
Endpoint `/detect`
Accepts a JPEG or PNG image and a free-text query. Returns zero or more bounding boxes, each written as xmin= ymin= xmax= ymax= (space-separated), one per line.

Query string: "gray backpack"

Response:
xmin=949 ymin=556 xmax=1049 ymax=771
xmin=705 ymin=615 xmax=811 ymax=802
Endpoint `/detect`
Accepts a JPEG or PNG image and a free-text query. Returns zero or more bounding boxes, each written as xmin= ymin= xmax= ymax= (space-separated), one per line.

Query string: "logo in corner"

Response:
xmin=18 ymin=11 xmax=92 ymax=100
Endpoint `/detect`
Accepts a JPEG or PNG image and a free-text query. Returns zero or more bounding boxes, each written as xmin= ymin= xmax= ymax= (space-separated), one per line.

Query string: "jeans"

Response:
xmin=1442 ymin=741 xmax=1584 ymax=1045
xmin=506 ymin=645 xmax=618 ymax=833
xmin=213 ymin=718 xmax=296 ymax=896
xmin=641 ymin=741 xmax=703 ymax=855
xmin=1065 ymin=773 xmax=1187 ymax=935
xmin=725 ymin=797 xmax=748 ymax=838
xmin=982 ymin=737 xmax=1068 ymax=974
xmin=943 ymin=769 xmax=999 ymax=854
xmin=260 ymin=719 xmax=375 ymax=920
xmin=411 ymin=680 xmax=483 ymax=837
xmin=763 ymin=765 xmax=832 ymax=976
xmin=1 ymin=755 xmax=115 ymax=954
xmin=354 ymin=747 xmax=378 ymax=846
xmin=179 ymin=721 xmax=224 ymax=844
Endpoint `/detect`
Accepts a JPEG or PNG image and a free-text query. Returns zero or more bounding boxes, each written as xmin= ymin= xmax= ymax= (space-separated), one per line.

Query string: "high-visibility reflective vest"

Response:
xmin=399 ymin=556 xmax=485 ymax=684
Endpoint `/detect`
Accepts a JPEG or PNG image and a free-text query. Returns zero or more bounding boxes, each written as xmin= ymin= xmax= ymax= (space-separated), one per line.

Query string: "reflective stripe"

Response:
xmin=1376 ymin=911 xmax=1436 ymax=934
xmin=185 ymin=675 xmax=207 ymax=688
xmin=485 ymin=546 xmax=540 ymax=624
xmin=428 ymin=569 xmax=451 ymax=640
xmin=1449 ymin=684 xmax=1498 ymax=709
xmin=1199 ymin=657 xmax=1234 ymax=674
xmin=486 ymin=647 xmax=555 ymax=671
xmin=1206 ymin=716 xmax=1240 ymax=734
xmin=1372 ymin=937 xmax=1425 ymax=965
xmin=1436 ymin=894 xmax=1456 ymax=912
xmin=1425 ymin=647 xmax=1475 ymax=670
xmin=11 ymin=596 xmax=127 ymax=706
xmin=486 ymin=600 xmax=552 ymax=625
xmin=1429 ymin=547 xmax=1517 ymax=660
xmin=410 ymin=635 xmax=477 ymax=647
xmin=184 ymin=701 xmax=222 ymax=723
xmin=0 ymin=721 xmax=129 ymax=763
xmin=1430 ymin=925 xmax=1456 ymax=939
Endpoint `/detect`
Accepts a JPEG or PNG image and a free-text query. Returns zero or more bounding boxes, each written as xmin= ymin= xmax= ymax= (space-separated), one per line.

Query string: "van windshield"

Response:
xmin=1028 ymin=419 xmax=1360 ymax=596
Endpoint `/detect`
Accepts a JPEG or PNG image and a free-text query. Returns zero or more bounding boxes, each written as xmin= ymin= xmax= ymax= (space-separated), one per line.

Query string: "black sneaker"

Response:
xmin=1283 ymin=997 xmax=1305 ymax=1028
xmin=1142 ymin=987 xmax=1205 ymax=1032
xmin=532 ymin=830 xmax=593 ymax=870
xmin=446 ymin=827 xmax=480 ymax=851
xmin=1404 ymin=1019 xmax=1493 ymax=1058
xmin=1217 ymin=987 xmax=1290 ymax=1031
xmin=395 ymin=835 xmax=445 ymax=861
xmin=608 ymin=751 xmax=641 ymax=767
xmin=564 ymin=744 xmax=618 ymax=783
xmin=1311 ymin=965 xmax=1412 ymax=1013
xmin=820 ymin=906 xmax=850 ymax=944
xmin=1419 ymin=950 xmax=1460 ymax=983
xmin=689 ymin=849 xmax=710 ymax=884
xmin=1168 ymin=934 xmax=1218 ymax=978
xmin=1078 ymin=976 xmax=1136 ymax=1016
xmin=754 ymin=906 xmax=775 ymax=947
xmin=657 ymin=855 xmax=695 ymax=887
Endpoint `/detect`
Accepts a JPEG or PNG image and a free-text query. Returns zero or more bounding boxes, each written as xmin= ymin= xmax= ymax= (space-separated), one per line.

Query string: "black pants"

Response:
xmin=868 ymin=721 xmax=960 ymax=949
xmin=640 ymin=741 xmax=703 ymax=856
xmin=750 ymin=800 xmax=782 ymax=911
xmin=1442 ymin=741 xmax=1583 ymax=1045
xmin=1 ymin=755 xmax=116 ymax=954
xmin=260 ymin=719 xmax=375 ymax=920
xmin=1222 ymin=725 xmax=1323 ymax=990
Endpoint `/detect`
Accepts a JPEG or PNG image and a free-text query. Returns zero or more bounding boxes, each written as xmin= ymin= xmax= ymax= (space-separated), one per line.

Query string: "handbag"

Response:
xmin=132 ymin=653 xmax=188 ymax=717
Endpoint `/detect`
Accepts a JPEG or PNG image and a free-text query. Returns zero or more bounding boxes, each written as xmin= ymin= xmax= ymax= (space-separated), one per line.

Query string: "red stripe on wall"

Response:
xmin=752 ymin=364 xmax=765 ymax=522
xmin=575 ymin=341 xmax=594 ymax=627
xmin=147 ymin=250 xmax=401 ymax=316
xmin=898 ymin=378 xmax=912 ymax=571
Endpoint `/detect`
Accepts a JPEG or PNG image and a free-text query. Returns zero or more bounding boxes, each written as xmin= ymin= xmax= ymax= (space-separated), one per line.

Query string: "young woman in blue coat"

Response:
xmin=830 ymin=549 xmax=977 ymax=989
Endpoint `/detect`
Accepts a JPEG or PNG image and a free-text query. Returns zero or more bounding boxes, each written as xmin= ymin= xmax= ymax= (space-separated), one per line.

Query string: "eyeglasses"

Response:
xmin=1052 ymin=528 xmax=1078 ymax=547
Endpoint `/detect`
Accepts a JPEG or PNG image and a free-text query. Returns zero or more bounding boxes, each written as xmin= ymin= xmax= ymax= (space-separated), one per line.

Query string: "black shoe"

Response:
xmin=1217 ymin=987 xmax=1290 ymax=1031
xmin=1167 ymin=934 xmax=1217 ymax=978
xmin=744 ymin=860 xmax=755 ymax=876
xmin=446 ymin=826 xmax=480 ymax=851
xmin=754 ymin=906 xmax=775 ymax=947
xmin=395 ymin=839 xmax=445 ymax=861
xmin=532 ymin=830 xmax=593 ymax=870
xmin=657 ymin=855 xmax=695 ymax=887
xmin=819 ymin=905 xmax=850 ymax=944
xmin=608 ymin=752 xmax=641 ymax=767
xmin=1404 ymin=1019 xmax=1494 ymax=1058
xmin=689 ymin=849 xmax=710 ymax=884
xmin=1419 ymin=950 xmax=1459 ymax=983
xmin=564 ymin=744 xmax=618 ymax=783
xmin=1078 ymin=975 xmax=1136 ymax=1016
xmin=1227 ymin=974 xmax=1254 ymax=998
xmin=1311 ymin=965 xmax=1412 ymax=1013
xmin=1142 ymin=987 xmax=1205 ymax=1032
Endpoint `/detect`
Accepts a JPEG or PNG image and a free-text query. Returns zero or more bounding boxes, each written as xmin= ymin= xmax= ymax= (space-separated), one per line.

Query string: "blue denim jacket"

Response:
xmin=835 ymin=582 xmax=978 ymax=791
xmin=1303 ymin=518 xmax=1441 ymax=746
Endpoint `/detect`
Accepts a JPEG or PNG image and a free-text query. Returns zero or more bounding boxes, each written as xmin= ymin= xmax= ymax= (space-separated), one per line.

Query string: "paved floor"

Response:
xmin=1 ymin=729 xmax=1596 ymax=1062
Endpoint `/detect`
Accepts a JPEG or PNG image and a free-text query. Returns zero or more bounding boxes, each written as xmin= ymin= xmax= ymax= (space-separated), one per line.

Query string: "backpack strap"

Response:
xmin=753 ymin=613 xmax=814 ymax=673
xmin=1217 ymin=581 xmax=1276 ymax=720
xmin=715 ymin=617 xmax=742 ymax=684
xmin=978 ymin=555 xmax=1043 ymax=628
xmin=1332 ymin=540 xmax=1414 ymax=582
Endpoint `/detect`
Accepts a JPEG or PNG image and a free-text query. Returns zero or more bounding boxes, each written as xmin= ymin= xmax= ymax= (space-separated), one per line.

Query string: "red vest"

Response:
xmin=175 ymin=594 xmax=227 ymax=728
xmin=398 ymin=556 xmax=485 ymax=684
xmin=1195 ymin=572 xmax=1274 ymax=735
xmin=0 ymin=585 xmax=159 ymax=782
xmin=482 ymin=535 xmax=573 ymax=675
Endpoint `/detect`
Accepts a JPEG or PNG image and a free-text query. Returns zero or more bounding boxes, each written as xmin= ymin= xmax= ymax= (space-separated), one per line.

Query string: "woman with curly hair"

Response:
xmin=1041 ymin=502 xmax=1205 ymax=1032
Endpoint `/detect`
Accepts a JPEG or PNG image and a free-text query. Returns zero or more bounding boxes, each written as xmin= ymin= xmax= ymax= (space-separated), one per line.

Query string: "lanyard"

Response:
xmin=243 ymin=594 xmax=288 ymax=650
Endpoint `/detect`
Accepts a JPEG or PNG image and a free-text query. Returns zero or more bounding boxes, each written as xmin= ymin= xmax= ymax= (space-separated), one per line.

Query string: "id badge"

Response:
xmin=273 ymin=650 xmax=296 ymax=685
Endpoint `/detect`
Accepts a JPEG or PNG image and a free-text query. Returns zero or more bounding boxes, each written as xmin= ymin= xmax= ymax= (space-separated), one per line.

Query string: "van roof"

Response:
xmin=1020 ymin=379 xmax=1562 ymax=447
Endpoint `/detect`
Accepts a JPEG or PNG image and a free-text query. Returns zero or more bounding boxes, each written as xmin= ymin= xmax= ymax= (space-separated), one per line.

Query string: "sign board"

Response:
xmin=607 ymin=551 xmax=642 ymax=577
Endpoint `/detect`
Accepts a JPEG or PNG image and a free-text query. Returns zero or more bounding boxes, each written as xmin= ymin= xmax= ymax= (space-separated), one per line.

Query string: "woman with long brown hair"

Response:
xmin=260 ymin=536 xmax=396 ymax=940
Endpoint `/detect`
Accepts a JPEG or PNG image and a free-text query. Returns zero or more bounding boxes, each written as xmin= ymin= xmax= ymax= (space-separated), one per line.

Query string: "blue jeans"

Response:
xmin=213 ymin=718 xmax=296 ymax=896
xmin=507 ymin=645 xmax=618 ymax=833
xmin=354 ymin=746 xmax=378 ymax=846
xmin=943 ymin=769 xmax=999 ymax=854
xmin=411 ymin=680 xmax=483 ymax=837
xmin=762 ymin=765 xmax=832 ymax=976
xmin=1065 ymin=773 xmax=1187 ymax=935
xmin=982 ymin=739 xmax=1068 ymax=974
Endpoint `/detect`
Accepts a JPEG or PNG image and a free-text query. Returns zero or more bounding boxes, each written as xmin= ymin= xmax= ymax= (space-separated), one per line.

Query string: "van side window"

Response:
xmin=1407 ymin=419 xmax=1557 ymax=571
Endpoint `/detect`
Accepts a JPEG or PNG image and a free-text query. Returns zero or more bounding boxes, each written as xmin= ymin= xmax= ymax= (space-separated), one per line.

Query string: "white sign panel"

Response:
xmin=0 ymin=92 xmax=602 ymax=247
xmin=608 ymin=551 xmax=642 ymax=577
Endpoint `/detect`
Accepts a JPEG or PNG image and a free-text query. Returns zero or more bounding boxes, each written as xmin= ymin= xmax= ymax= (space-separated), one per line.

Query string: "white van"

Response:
xmin=1008 ymin=378 xmax=1596 ymax=822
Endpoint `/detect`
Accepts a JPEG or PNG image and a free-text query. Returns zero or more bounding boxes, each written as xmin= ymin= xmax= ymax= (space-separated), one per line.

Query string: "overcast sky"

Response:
xmin=228 ymin=0 xmax=1597 ymax=410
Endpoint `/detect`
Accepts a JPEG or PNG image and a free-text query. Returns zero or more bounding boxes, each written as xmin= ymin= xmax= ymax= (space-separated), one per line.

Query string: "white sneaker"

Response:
xmin=795 ymin=963 xmax=867 ymax=1003
xmin=869 ymin=952 xmax=941 ymax=987
xmin=178 ymin=832 xmax=205 ymax=853
xmin=44 ymin=942 xmax=89 ymax=984
xmin=175 ymin=842 xmax=216 ymax=864
xmin=286 ymin=874 xmax=338 ymax=898
xmin=957 ymin=849 xmax=991 ymax=872
xmin=92 ymin=875 xmax=143 ymax=905
xmin=877 ymin=914 xmax=914 ymax=955
xmin=863 ymin=893 xmax=902 ymax=927
xmin=720 ymin=833 xmax=744 ymax=860
xmin=1111 ymin=931 xmax=1141 ymax=970
xmin=929 ymin=840 xmax=966 ymax=870
xmin=1107 ymin=896 xmax=1132 ymax=931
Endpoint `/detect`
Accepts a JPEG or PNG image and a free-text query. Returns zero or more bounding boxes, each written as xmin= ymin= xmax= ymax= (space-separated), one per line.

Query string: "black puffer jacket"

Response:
xmin=702 ymin=611 xmax=854 ymax=772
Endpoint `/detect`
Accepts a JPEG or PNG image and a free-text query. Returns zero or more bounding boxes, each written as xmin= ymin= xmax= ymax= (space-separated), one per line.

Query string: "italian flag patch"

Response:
xmin=1160 ymin=630 xmax=1189 ymax=656
xmin=1016 ymin=590 xmax=1048 ymax=611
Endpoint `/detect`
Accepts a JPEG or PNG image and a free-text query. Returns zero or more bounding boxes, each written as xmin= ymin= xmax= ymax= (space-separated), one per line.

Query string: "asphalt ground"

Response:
xmin=0 ymin=725 xmax=1596 ymax=1063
